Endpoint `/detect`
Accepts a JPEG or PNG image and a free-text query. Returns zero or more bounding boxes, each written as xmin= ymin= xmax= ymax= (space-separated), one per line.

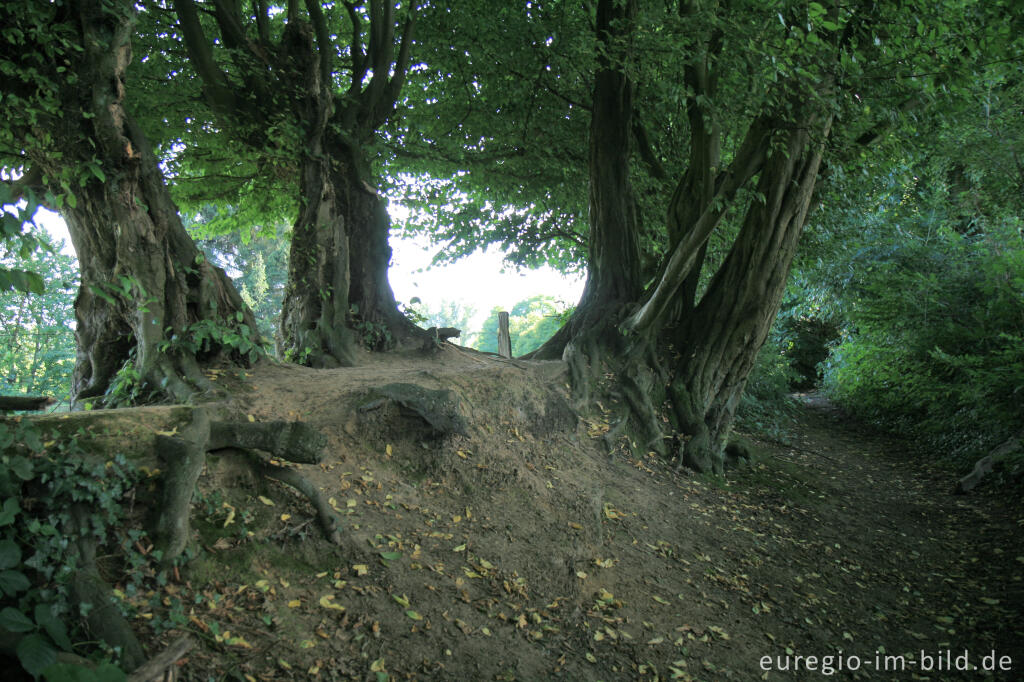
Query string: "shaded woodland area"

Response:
xmin=1 ymin=0 xmax=1022 ymax=679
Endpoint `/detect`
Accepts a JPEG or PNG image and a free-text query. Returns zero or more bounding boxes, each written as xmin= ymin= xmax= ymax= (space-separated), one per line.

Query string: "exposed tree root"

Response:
xmin=153 ymin=410 xmax=336 ymax=564
xmin=126 ymin=635 xmax=193 ymax=682
xmin=244 ymin=454 xmax=343 ymax=545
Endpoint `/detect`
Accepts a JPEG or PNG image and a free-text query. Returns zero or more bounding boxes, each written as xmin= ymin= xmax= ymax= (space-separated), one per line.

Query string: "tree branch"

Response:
xmin=253 ymin=0 xmax=270 ymax=45
xmin=344 ymin=1 xmax=367 ymax=93
xmin=383 ymin=0 xmax=419 ymax=115
xmin=632 ymin=119 xmax=668 ymax=181
xmin=173 ymin=0 xmax=239 ymax=117
xmin=624 ymin=115 xmax=771 ymax=334
xmin=211 ymin=0 xmax=248 ymax=50
xmin=304 ymin=0 xmax=333 ymax=90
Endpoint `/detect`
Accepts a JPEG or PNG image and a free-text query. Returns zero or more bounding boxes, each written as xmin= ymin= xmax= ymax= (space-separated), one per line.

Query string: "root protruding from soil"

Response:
xmin=154 ymin=409 xmax=334 ymax=563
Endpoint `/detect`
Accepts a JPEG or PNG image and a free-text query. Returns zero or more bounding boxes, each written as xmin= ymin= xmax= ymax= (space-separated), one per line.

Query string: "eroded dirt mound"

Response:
xmin=127 ymin=348 xmax=1022 ymax=680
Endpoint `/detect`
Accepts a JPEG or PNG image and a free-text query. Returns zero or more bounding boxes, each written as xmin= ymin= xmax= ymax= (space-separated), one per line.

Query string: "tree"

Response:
xmin=399 ymin=0 xmax=1016 ymax=472
xmin=1 ymin=0 xmax=258 ymax=405
xmin=0 ymin=231 xmax=77 ymax=400
xmin=151 ymin=0 xmax=425 ymax=367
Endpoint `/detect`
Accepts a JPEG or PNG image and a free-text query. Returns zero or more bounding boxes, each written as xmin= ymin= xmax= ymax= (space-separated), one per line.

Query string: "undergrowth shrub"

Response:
xmin=735 ymin=334 xmax=799 ymax=442
xmin=822 ymin=218 xmax=1024 ymax=472
xmin=0 ymin=419 xmax=143 ymax=679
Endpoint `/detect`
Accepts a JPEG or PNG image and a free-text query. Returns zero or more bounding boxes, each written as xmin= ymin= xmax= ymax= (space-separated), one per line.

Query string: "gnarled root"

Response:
xmin=242 ymin=453 xmax=343 ymax=545
xmin=152 ymin=409 xmax=334 ymax=564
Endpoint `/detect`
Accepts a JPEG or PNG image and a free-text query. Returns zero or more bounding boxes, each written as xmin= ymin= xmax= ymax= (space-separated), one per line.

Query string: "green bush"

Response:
xmin=822 ymin=218 xmax=1024 ymax=468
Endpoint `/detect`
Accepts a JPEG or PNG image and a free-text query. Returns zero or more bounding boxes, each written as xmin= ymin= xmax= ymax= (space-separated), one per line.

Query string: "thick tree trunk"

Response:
xmin=280 ymin=151 xmax=358 ymax=367
xmin=277 ymin=27 xmax=423 ymax=365
xmin=531 ymin=0 xmax=641 ymax=361
xmin=342 ymin=148 xmax=424 ymax=349
xmin=667 ymin=117 xmax=832 ymax=472
xmin=36 ymin=1 xmax=257 ymax=405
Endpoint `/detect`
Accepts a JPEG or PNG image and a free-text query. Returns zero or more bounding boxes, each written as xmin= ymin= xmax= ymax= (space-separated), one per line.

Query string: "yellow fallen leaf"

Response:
xmin=247 ymin=414 xmax=255 ymax=422
xmin=299 ymin=640 xmax=315 ymax=649
xmin=370 ymin=658 xmax=386 ymax=673
xmin=280 ymin=513 xmax=291 ymax=522
xmin=576 ymin=571 xmax=588 ymax=579
xmin=653 ymin=595 xmax=670 ymax=605
xmin=288 ymin=599 xmax=301 ymax=608
xmin=352 ymin=564 xmax=369 ymax=576
xmin=346 ymin=499 xmax=357 ymax=508
xmin=585 ymin=652 xmax=597 ymax=663
xmin=453 ymin=543 xmax=466 ymax=552
xmin=478 ymin=558 xmax=494 ymax=570
xmin=594 ymin=558 xmax=616 ymax=568
xmin=319 ymin=594 xmax=345 ymax=611
xmin=648 ymin=636 xmax=665 ymax=645
xmin=569 ymin=522 xmax=582 ymax=530
xmin=258 ymin=496 xmax=275 ymax=506
xmin=386 ymin=443 xmax=393 ymax=456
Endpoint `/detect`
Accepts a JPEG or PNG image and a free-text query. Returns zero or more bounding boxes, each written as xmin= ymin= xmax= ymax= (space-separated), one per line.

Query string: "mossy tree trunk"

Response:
xmin=21 ymin=0 xmax=257 ymax=405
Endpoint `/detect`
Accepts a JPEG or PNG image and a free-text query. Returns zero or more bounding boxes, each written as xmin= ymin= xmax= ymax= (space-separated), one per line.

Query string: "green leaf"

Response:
xmin=0 ymin=606 xmax=36 ymax=632
xmin=17 ymin=633 xmax=58 ymax=677
xmin=0 ymin=539 xmax=21 ymax=569
xmin=0 ymin=569 xmax=31 ymax=595
xmin=0 ymin=498 xmax=20 ymax=526
xmin=35 ymin=604 xmax=73 ymax=651
xmin=379 ymin=551 xmax=402 ymax=561
xmin=10 ymin=456 xmax=35 ymax=480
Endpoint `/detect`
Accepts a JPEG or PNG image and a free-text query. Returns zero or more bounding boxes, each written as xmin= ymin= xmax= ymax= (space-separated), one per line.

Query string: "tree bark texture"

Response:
xmin=668 ymin=117 xmax=832 ymax=472
xmin=28 ymin=0 xmax=257 ymax=405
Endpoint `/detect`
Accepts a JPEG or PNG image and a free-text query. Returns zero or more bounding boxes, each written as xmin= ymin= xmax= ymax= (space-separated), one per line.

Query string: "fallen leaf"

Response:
xmin=319 ymin=595 xmax=345 ymax=611
xmin=392 ymin=594 xmax=410 ymax=607
xmin=257 ymin=496 xmax=275 ymax=506
xmin=406 ymin=610 xmax=423 ymax=621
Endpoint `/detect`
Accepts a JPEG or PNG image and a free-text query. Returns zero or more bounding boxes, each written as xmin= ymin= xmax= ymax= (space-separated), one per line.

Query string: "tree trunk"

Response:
xmin=33 ymin=0 xmax=258 ymax=405
xmin=530 ymin=0 xmax=641 ymax=361
xmin=342 ymin=146 xmax=424 ymax=349
xmin=279 ymin=149 xmax=358 ymax=367
xmin=667 ymin=117 xmax=832 ymax=472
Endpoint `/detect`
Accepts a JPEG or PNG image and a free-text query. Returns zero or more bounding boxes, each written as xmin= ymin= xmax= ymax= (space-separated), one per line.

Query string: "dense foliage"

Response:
xmin=0 ymin=420 xmax=142 ymax=677
xmin=0 ymin=230 xmax=76 ymax=402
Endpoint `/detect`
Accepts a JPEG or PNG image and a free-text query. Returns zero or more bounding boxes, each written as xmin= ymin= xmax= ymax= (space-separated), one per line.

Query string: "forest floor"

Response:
xmin=126 ymin=347 xmax=1023 ymax=681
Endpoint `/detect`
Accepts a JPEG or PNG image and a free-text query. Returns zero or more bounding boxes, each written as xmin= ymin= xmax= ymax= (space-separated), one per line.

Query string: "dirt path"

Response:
xmin=729 ymin=393 xmax=1024 ymax=680
xmin=139 ymin=354 xmax=1023 ymax=680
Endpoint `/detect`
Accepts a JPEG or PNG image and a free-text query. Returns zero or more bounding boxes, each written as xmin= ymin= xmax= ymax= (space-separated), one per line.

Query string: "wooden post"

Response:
xmin=497 ymin=311 xmax=512 ymax=358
